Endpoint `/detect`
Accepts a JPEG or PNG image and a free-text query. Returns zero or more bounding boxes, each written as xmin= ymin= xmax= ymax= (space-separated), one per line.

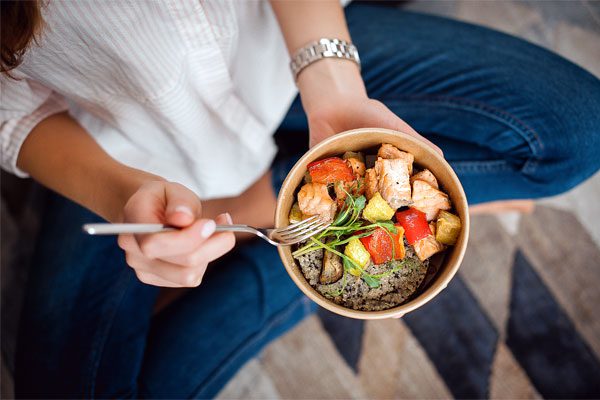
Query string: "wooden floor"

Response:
xmin=217 ymin=1 xmax=600 ymax=398
xmin=218 ymin=206 xmax=600 ymax=399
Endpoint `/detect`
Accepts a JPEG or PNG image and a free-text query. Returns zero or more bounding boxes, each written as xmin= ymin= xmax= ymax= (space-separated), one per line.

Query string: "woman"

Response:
xmin=1 ymin=0 xmax=599 ymax=398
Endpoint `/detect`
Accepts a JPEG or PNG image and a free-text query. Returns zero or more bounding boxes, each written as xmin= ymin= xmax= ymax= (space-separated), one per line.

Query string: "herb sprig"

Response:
xmin=292 ymin=191 xmax=401 ymax=289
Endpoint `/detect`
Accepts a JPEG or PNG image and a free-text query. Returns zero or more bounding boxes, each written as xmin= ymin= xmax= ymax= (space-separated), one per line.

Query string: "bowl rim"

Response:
xmin=275 ymin=127 xmax=470 ymax=319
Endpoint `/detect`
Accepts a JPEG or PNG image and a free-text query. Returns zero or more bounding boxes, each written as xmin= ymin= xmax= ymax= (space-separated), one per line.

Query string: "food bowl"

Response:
xmin=275 ymin=128 xmax=469 ymax=319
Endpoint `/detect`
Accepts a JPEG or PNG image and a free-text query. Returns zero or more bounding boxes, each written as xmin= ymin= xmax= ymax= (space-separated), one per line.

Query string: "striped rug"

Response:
xmin=217 ymin=206 xmax=600 ymax=399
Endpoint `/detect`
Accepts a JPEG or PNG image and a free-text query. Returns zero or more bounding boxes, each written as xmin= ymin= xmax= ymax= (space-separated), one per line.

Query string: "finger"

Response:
xmin=123 ymin=181 xmax=168 ymax=224
xmin=123 ymin=181 xmax=201 ymax=230
xmin=122 ymin=238 xmax=186 ymax=287
xmin=309 ymin=119 xmax=336 ymax=148
xmin=217 ymin=211 xmax=233 ymax=226
xmin=126 ymin=252 xmax=206 ymax=287
xmin=163 ymin=213 xmax=236 ymax=266
xmin=136 ymin=218 xmax=216 ymax=259
xmin=163 ymin=183 xmax=203 ymax=227
xmin=135 ymin=270 xmax=182 ymax=288
xmin=193 ymin=212 xmax=236 ymax=263
xmin=118 ymin=233 xmax=139 ymax=253
xmin=197 ymin=231 xmax=236 ymax=263
xmin=120 ymin=231 xmax=200 ymax=287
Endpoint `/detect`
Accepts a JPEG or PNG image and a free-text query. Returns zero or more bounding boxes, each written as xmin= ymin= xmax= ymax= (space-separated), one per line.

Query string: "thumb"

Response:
xmin=309 ymin=118 xmax=336 ymax=148
xmin=164 ymin=183 xmax=203 ymax=228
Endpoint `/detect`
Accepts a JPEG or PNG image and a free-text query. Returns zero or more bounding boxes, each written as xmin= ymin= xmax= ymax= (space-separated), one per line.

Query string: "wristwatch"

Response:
xmin=289 ymin=38 xmax=361 ymax=81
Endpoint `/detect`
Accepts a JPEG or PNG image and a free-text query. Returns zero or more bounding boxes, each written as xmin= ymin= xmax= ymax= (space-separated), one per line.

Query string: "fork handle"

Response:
xmin=82 ymin=223 xmax=255 ymax=235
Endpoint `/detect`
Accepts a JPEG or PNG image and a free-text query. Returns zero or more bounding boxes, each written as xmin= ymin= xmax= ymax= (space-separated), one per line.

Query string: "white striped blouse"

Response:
xmin=0 ymin=0 xmax=297 ymax=199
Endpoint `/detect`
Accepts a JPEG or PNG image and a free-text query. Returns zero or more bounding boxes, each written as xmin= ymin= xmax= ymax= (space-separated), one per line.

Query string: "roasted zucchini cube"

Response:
xmin=344 ymin=237 xmax=371 ymax=271
xmin=288 ymin=202 xmax=304 ymax=224
xmin=435 ymin=210 xmax=461 ymax=245
xmin=362 ymin=192 xmax=395 ymax=223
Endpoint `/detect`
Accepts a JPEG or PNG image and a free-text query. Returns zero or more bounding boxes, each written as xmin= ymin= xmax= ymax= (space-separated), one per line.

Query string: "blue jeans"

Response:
xmin=15 ymin=3 xmax=600 ymax=399
xmin=274 ymin=8 xmax=600 ymax=204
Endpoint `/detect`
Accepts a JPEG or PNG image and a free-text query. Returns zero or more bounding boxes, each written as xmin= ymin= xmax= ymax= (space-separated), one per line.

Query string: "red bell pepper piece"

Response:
xmin=360 ymin=228 xmax=392 ymax=264
xmin=307 ymin=157 xmax=355 ymax=184
xmin=359 ymin=225 xmax=405 ymax=265
xmin=392 ymin=224 xmax=406 ymax=260
xmin=395 ymin=208 xmax=431 ymax=245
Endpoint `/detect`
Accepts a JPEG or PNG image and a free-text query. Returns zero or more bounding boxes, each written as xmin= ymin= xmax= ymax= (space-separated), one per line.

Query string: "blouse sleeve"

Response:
xmin=1 ymin=77 xmax=68 ymax=177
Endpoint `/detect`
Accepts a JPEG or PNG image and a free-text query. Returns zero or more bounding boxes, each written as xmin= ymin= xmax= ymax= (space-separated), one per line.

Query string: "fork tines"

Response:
xmin=274 ymin=216 xmax=330 ymax=244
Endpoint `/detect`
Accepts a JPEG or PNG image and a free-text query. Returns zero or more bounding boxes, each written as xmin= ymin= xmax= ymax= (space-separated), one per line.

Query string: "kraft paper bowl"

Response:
xmin=275 ymin=128 xmax=469 ymax=319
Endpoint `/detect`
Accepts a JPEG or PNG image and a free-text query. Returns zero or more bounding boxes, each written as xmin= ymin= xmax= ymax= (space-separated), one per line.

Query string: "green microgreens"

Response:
xmin=292 ymin=189 xmax=406 ymax=290
xmin=362 ymin=274 xmax=381 ymax=288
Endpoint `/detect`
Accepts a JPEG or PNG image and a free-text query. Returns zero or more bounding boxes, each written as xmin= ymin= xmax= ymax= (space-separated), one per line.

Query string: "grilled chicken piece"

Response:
xmin=410 ymin=169 xmax=439 ymax=189
xmin=413 ymin=235 xmax=445 ymax=261
xmin=346 ymin=157 xmax=366 ymax=178
xmin=377 ymin=143 xmax=414 ymax=174
xmin=364 ymin=168 xmax=378 ymax=200
xmin=374 ymin=157 xmax=412 ymax=209
xmin=411 ymin=180 xmax=451 ymax=221
xmin=297 ymin=183 xmax=337 ymax=222
xmin=429 ymin=222 xmax=437 ymax=235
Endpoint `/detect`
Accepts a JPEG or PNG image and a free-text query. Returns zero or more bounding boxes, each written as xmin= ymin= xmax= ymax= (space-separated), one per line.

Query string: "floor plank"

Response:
xmin=542 ymin=166 xmax=600 ymax=248
xmin=358 ymin=319 xmax=451 ymax=399
xmin=259 ymin=316 xmax=367 ymax=399
xmin=517 ymin=206 xmax=600 ymax=359
xmin=459 ymin=215 xmax=516 ymax=335
xmin=216 ymin=359 xmax=280 ymax=400
xmin=506 ymin=250 xmax=600 ymax=398
xmin=455 ymin=0 xmax=545 ymax=42
xmin=489 ymin=343 xmax=540 ymax=399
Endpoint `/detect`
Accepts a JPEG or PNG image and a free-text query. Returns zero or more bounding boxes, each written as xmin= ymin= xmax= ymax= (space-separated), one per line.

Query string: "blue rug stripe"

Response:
xmin=506 ymin=250 xmax=600 ymax=399
xmin=403 ymin=275 xmax=498 ymax=398
xmin=317 ymin=308 xmax=364 ymax=372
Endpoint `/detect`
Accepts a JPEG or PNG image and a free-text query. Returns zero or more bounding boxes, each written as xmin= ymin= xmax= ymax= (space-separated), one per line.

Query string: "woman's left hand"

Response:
xmin=297 ymin=59 xmax=442 ymax=155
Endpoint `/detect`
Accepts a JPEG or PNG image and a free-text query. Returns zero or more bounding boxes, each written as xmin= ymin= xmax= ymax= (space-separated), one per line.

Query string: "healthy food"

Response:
xmin=291 ymin=143 xmax=462 ymax=311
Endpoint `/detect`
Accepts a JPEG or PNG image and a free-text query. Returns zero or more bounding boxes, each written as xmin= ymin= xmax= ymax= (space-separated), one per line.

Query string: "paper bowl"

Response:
xmin=275 ymin=128 xmax=469 ymax=319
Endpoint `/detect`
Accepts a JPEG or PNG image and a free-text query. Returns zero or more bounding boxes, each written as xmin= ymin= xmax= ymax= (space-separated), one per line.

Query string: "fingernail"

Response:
xmin=200 ymin=220 xmax=216 ymax=238
xmin=224 ymin=212 xmax=233 ymax=225
xmin=174 ymin=205 xmax=193 ymax=217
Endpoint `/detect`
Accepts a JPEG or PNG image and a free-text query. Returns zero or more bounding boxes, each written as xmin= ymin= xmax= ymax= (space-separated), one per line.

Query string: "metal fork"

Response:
xmin=82 ymin=215 xmax=330 ymax=246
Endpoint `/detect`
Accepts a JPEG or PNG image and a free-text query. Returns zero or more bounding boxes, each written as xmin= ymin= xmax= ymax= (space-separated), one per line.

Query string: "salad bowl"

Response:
xmin=275 ymin=128 xmax=469 ymax=319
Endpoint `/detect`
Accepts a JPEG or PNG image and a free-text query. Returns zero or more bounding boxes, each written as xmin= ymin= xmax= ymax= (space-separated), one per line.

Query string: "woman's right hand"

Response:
xmin=117 ymin=181 xmax=236 ymax=287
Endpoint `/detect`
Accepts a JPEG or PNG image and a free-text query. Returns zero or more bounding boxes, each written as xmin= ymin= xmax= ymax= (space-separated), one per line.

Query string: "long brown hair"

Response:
xmin=1 ymin=1 xmax=44 ymax=75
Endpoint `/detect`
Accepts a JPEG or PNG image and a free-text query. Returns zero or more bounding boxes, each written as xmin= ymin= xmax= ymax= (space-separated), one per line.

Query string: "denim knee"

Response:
xmin=480 ymin=36 xmax=600 ymax=197
xmin=346 ymin=5 xmax=600 ymax=199
xmin=520 ymin=78 xmax=600 ymax=197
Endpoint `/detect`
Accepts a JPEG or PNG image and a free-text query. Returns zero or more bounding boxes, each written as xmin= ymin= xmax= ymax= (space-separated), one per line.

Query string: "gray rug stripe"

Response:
xmin=403 ymin=275 xmax=498 ymax=398
xmin=507 ymin=250 xmax=600 ymax=399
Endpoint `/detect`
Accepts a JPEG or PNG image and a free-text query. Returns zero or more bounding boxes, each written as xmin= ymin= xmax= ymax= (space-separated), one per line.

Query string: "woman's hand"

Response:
xmin=117 ymin=181 xmax=236 ymax=287
xmin=269 ymin=0 xmax=439 ymax=153
xmin=297 ymin=59 xmax=442 ymax=154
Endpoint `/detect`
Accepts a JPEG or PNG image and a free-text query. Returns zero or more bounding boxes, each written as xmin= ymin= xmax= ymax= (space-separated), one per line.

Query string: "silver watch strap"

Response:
xmin=290 ymin=38 xmax=361 ymax=81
